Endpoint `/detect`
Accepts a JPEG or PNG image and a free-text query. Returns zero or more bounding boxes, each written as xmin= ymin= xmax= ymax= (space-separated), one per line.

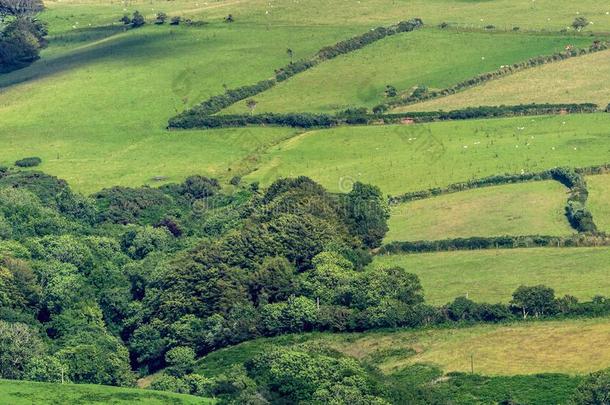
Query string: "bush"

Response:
xmin=165 ymin=346 xmax=196 ymax=377
xmin=155 ymin=12 xmax=167 ymax=24
xmin=149 ymin=374 xmax=189 ymax=394
xmin=131 ymin=11 xmax=145 ymax=28
xmin=15 ymin=157 xmax=42 ymax=167
xmin=119 ymin=15 xmax=131 ymax=25
xmin=170 ymin=16 xmax=181 ymax=25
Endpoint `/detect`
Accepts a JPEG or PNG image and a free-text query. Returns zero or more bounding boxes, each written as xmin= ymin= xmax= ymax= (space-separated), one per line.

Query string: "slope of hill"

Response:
xmin=372 ymin=248 xmax=610 ymax=304
xmin=386 ymin=180 xmax=571 ymax=241
xmin=396 ymin=48 xmax=610 ymax=112
xmin=244 ymin=113 xmax=610 ymax=194
xmin=0 ymin=379 xmax=212 ymax=404
xmin=222 ymin=29 xmax=593 ymax=114
xmin=586 ymin=173 xmax=610 ymax=233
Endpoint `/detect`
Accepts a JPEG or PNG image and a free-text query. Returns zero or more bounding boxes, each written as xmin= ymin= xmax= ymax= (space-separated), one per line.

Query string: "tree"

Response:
xmin=225 ymin=14 xmax=234 ymax=23
xmin=250 ymin=256 xmax=297 ymax=305
xmin=165 ymin=346 xmax=196 ymax=377
xmin=0 ymin=13 xmax=47 ymax=72
xmin=170 ymin=16 xmax=181 ymax=25
xmin=131 ymin=11 xmax=145 ymax=28
xmin=343 ymin=182 xmax=390 ymax=248
xmin=571 ymin=368 xmax=610 ymax=404
xmin=246 ymin=99 xmax=257 ymax=115
xmin=155 ymin=12 xmax=167 ymax=25
xmin=0 ymin=321 xmax=45 ymax=379
xmin=286 ymin=48 xmax=293 ymax=63
xmin=384 ymin=85 xmax=397 ymax=98
xmin=572 ymin=16 xmax=589 ymax=31
xmin=511 ymin=285 xmax=557 ymax=318
xmin=119 ymin=14 xmax=130 ymax=25
xmin=0 ymin=0 xmax=44 ymax=19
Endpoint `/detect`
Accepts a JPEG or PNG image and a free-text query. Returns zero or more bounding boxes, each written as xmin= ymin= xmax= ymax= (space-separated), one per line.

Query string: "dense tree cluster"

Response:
xmin=0 ymin=168 xmax=401 ymax=386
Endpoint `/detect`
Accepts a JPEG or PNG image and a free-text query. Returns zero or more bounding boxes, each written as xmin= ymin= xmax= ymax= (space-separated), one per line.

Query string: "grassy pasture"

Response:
xmin=372 ymin=248 xmax=610 ymax=304
xmin=0 ymin=21 xmax=360 ymax=193
xmin=398 ymin=48 xmax=610 ymax=112
xmin=2 ymin=0 xmax=610 ymax=192
xmin=324 ymin=317 xmax=610 ymax=375
xmin=193 ymin=316 xmax=610 ymax=376
xmin=386 ymin=180 xmax=571 ymax=241
xmin=586 ymin=173 xmax=610 ymax=233
xmin=0 ymin=379 xmax=212 ymax=404
xmin=245 ymin=113 xmax=610 ymax=195
xmin=223 ymin=29 xmax=594 ymax=113
xmin=136 ymin=0 xmax=610 ymax=31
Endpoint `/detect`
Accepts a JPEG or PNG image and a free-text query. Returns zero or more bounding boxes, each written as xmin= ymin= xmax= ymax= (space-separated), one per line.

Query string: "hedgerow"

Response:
xmin=374 ymin=40 xmax=610 ymax=112
xmin=168 ymin=19 xmax=424 ymax=127
xmin=168 ymin=103 xmax=599 ymax=129
xmin=378 ymin=233 xmax=610 ymax=254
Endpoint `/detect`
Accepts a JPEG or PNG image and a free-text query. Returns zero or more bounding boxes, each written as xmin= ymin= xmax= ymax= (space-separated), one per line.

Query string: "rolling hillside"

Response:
xmin=372 ymin=248 xmax=610 ymax=304
xmin=396 ymin=48 xmax=610 ymax=112
xmin=386 ymin=180 xmax=571 ymax=241
xmin=0 ymin=379 xmax=212 ymax=404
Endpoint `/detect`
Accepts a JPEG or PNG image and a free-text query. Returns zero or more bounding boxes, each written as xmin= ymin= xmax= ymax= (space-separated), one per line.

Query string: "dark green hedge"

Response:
xmin=389 ymin=171 xmax=554 ymax=204
xmin=378 ymin=233 xmax=610 ymax=254
xmin=169 ymin=103 xmax=599 ymax=129
xmin=551 ymin=167 xmax=597 ymax=233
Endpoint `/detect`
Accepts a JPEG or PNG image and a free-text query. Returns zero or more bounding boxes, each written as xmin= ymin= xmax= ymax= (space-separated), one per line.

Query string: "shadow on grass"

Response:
xmin=0 ymin=28 xmax=182 ymax=89
xmin=49 ymin=24 xmax=127 ymax=47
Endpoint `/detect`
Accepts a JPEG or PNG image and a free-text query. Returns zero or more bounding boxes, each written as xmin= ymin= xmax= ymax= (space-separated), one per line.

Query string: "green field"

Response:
xmin=586 ymin=173 xmax=610 ymax=233
xmin=223 ymin=29 xmax=593 ymax=114
xmin=193 ymin=316 xmax=610 ymax=376
xmin=0 ymin=17 xmax=355 ymax=193
xmin=244 ymin=113 xmax=610 ymax=195
xmin=386 ymin=180 xmax=571 ymax=241
xmin=323 ymin=317 xmax=610 ymax=375
xmin=397 ymin=48 xmax=610 ymax=112
xmin=0 ymin=379 xmax=212 ymax=404
xmin=1 ymin=0 xmax=610 ymax=193
xmin=372 ymin=248 xmax=610 ymax=304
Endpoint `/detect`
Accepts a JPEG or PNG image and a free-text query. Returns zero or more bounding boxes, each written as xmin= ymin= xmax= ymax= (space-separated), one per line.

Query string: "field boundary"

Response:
xmin=168 ymin=18 xmax=424 ymax=127
xmin=167 ymin=103 xmax=599 ymax=129
xmin=377 ymin=40 xmax=610 ymax=113
xmin=387 ymin=164 xmax=610 ymax=238
xmin=379 ymin=233 xmax=610 ymax=255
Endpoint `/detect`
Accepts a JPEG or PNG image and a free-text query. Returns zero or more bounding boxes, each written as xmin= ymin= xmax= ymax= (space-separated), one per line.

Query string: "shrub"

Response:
xmin=165 ymin=346 xmax=196 ymax=377
xmin=155 ymin=12 xmax=167 ymax=24
xmin=170 ymin=16 xmax=181 ymax=25
xmin=119 ymin=14 xmax=131 ymax=25
xmin=385 ymin=85 xmax=397 ymax=98
xmin=131 ymin=11 xmax=145 ymax=28
xmin=15 ymin=157 xmax=41 ymax=167
xmin=230 ymin=176 xmax=241 ymax=186
xmin=149 ymin=374 xmax=189 ymax=394
xmin=571 ymin=369 xmax=610 ymax=404
xmin=572 ymin=16 xmax=589 ymax=31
